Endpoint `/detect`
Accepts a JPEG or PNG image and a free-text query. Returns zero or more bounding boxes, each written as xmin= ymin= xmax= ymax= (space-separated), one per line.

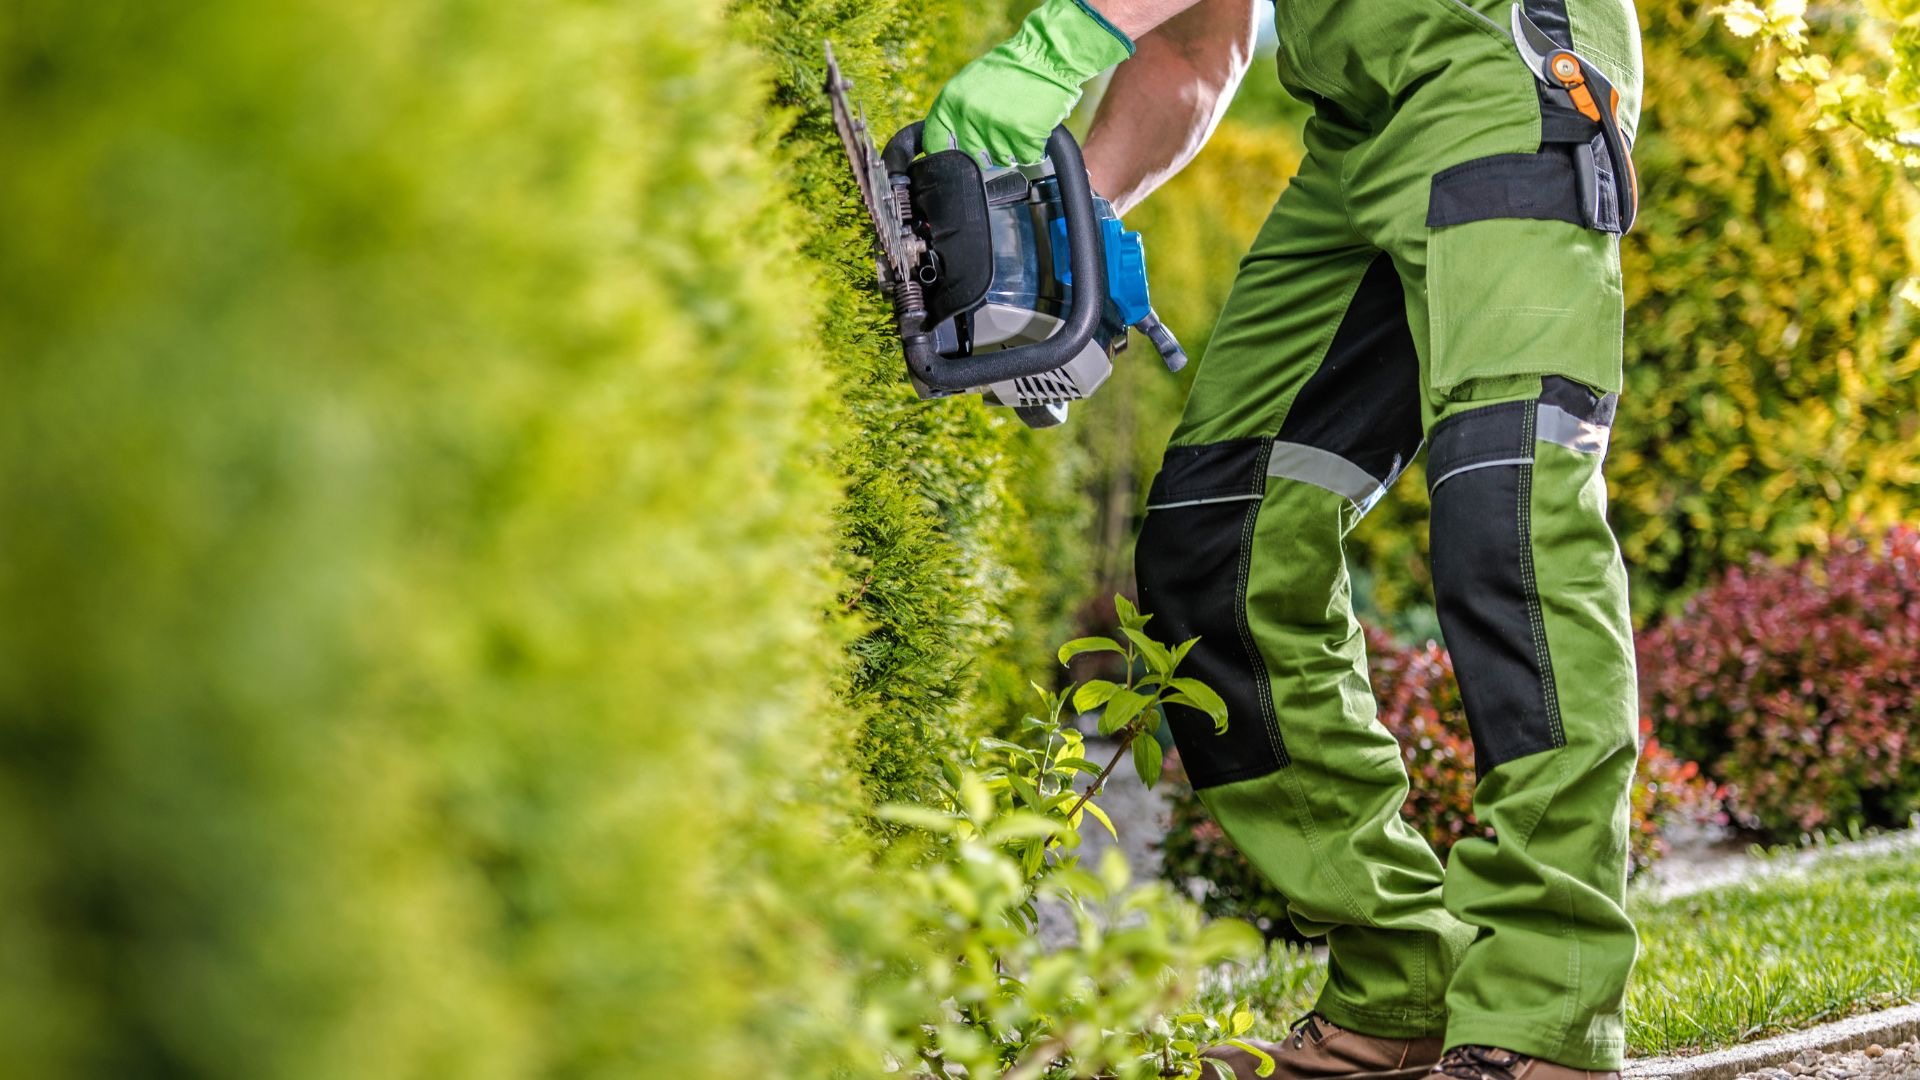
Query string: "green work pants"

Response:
xmin=1135 ymin=0 xmax=1642 ymax=1069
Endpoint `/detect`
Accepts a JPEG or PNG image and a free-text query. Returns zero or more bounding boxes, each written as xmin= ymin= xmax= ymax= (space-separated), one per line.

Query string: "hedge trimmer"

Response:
xmin=824 ymin=43 xmax=1186 ymax=429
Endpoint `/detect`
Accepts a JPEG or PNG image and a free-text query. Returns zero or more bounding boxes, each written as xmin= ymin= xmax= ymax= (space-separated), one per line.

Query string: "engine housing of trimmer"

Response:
xmin=826 ymin=45 xmax=1185 ymax=429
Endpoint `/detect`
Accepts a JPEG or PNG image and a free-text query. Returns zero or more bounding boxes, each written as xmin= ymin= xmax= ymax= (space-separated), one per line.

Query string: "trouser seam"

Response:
xmin=1517 ymin=405 xmax=1565 ymax=748
xmin=1240 ymin=444 xmax=1288 ymax=768
xmin=1269 ymin=264 xmax=1375 ymax=437
xmin=1281 ymin=766 xmax=1370 ymax=925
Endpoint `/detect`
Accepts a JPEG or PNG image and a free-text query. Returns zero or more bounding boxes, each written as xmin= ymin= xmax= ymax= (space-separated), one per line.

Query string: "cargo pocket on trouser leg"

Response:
xmin=1424 ymin=214 xmax=1623 ymax=399
xmin=1422 ymin=99 xmax=1633 ymax=399
xmin=1134 ymin=438 xmax=1287 ymax=787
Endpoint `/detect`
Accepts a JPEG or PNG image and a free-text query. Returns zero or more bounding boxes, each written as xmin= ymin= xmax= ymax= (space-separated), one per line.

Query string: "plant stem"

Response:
xmin=840 ymin=572 xmax=875 ymax=612
xmin=1004 ymin=1033 xmax=1074 ymax=1080
xmin=1061 ymin=728 xmax=1136 ymax=829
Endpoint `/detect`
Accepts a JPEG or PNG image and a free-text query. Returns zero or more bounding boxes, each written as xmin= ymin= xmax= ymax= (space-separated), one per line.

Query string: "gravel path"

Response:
xmin=1736 ymin=1040 xmax=1920 ymax=1080
xmin=1633 ymin=819 xmax=1920 ymax=904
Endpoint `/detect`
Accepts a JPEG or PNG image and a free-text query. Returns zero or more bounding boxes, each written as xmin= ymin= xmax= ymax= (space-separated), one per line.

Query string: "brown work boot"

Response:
xmin=1429 ymin=1045 xmax=1619 ymax=1080
xmin=1200 ymin=1013 xmax=1445 ymax=1080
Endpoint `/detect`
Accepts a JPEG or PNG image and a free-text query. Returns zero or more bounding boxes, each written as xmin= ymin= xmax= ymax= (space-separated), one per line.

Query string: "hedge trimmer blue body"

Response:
xmin=825 ymin=44 xmax=1185 ymax=429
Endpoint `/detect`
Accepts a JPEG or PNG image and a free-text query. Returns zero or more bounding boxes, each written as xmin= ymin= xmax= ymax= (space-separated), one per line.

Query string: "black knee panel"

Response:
xmin=1428 ymin=377 xmax=1618 ymax=774
xmin=1135 ymin=439 xmax=1287 ymax=789
xmin=1428 ymin=396 xmax=1553 ymax=775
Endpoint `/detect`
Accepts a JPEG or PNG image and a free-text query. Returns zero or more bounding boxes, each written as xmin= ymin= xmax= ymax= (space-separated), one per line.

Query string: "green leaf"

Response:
xmin=986 ymin=812 xmax=1069 ymax=843
xmin=1008 ymin=773 xmax=1041 ymax=810
xmin=1170 ymin=677 xmax=1229 ymax=725
xmin=1131 ymin=732 xmax=1163 ymax=788
xmin=1072 ymin=678 xmax=1121 ymax=713
xmin=1231 ymin=1010 xmax=1254 ymax=1035
xmin=1099 ymin=688 xmax=1151 ymax=735
xmin=1113 ymin=593 xmax=1143 ymax=629
xmin=1054 ymin=756 xmax=1102 ymax=775
xmin=1057 ymin=636 xmax=1125 ymax=664
xmin=875 ymin=804 xmax=962 ymax=833
xmin=1172 ymin=635 xmax=1200 ymax=669
xmin=1122 ymin=626 xmax=1173 ymax=673
xmin=1079 ymin=798 xmax=1117 ymax=840
xmin=1225 ymin=1039 xmax=1276 ymax=1077
xmin=1164 ymin=692 xmax=1227 ymax=735
xmin=959 ymin=773 xmax=993 ymax=824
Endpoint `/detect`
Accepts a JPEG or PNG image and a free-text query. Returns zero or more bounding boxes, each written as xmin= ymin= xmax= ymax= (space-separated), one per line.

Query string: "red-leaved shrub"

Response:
xmin=1161 ymin=626 xmax=1714 ymax=932
xmin=1638 ymin=526 xmax=1920 ymax=838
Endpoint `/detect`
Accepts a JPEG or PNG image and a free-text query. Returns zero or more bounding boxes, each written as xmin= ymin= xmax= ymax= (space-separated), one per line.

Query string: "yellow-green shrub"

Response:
xmin=1612 ymin=1 xmax=1920 ymax=619
xmin=0 ymin=2 xmax=847 ymax=1076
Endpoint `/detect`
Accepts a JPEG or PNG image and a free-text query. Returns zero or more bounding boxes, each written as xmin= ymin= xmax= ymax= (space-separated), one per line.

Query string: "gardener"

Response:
xmin=926 ymin=1 xmax=1643 ymax=1078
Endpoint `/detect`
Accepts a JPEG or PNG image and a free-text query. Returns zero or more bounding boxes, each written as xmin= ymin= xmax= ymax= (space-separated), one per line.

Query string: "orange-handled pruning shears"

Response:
xmin=1510 ymin=4 xmax=1638 ymax=233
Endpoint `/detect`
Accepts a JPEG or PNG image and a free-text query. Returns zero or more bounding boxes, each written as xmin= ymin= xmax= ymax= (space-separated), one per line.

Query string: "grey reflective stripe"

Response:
xmin=1535 ymin=402 xmax=1611 ymax=454
xmin=1266 ymin=441 xmax=1387 ymax=510
xmin=1144 ymin=493 xmax=1263 ymax=511
xmin=1430 ymin=456 xmax=1533 ymax=492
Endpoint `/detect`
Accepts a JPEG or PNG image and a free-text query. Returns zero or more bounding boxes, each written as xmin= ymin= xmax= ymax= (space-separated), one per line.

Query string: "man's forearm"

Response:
xmin=1096 ymin=0 xmax=1212 ymax=38
xmin=1082 ymin=0 xmax=1259 ymax=215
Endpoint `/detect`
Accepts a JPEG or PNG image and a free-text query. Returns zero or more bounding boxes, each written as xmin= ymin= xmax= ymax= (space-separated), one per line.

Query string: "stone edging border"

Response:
xmin=1626 ymin=1003 xmax=1920 ymax=1080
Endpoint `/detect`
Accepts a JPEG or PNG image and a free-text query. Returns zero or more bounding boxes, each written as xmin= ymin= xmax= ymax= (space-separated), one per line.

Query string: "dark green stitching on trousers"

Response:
xmin=1517 ymin=405 xmax=1565 ymax=748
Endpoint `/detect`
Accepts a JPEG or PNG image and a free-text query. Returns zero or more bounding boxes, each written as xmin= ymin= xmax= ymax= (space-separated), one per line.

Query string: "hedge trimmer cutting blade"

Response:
xmin=823 ymin=42 xmax=924 ymax=286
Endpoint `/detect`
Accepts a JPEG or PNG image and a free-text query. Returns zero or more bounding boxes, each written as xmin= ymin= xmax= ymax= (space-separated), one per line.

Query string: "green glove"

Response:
xmin=923 ymin=0 xmax=1134 ymax=166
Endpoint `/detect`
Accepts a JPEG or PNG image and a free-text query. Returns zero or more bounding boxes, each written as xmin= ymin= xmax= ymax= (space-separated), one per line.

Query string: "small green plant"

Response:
xmin=872 ymin=596 xmax=1262 ymax=1079
xmin=1056 ymin=594 xmax=1227 ymax=797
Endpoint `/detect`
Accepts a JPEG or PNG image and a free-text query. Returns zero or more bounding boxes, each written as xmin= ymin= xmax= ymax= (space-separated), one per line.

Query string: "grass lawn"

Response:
xmin=1196 ymin=844 xmax=1920 ymax=1057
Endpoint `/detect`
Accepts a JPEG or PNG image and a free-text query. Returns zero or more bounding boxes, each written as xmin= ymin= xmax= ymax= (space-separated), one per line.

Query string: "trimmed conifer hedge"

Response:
xmin=0 ymin=1 xmax=882 ymax=1074
xmin=736 ymin=0 xmax=1095 ymax=804
xmin=0 ymin=0 xmax=1128 ymax=1074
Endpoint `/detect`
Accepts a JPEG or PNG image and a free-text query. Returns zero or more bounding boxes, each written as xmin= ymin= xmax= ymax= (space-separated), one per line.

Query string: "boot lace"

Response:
xmin=1283 ymin=1013 xmax=1328 ymax=1050
xmin=1434 ymin=1046 xmax=1526 ymax=1080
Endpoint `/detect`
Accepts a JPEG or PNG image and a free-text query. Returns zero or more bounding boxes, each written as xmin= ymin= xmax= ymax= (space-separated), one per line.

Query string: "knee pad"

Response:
xmin=1135 ymin=438 xmax=1287 ymax=788
xmin=1427 ymin=376 xmax=1617 ymax=775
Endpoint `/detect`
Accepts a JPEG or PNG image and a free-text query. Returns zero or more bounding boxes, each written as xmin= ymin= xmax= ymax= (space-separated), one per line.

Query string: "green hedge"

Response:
xmin=0 ymin=2 xmax=859 ymax=1075
xmin=736 ymin=0 xmax=1093 ymax=802
xmin=0 ymin=0 xmax=1123 ymax=1073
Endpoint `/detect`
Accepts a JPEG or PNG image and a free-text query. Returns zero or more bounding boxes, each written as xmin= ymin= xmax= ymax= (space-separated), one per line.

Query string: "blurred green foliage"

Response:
xmin=1 ymin=1 xmax=856 ymax=1076
xmin=1612 ymin=0 xmax=1920 ymax=619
